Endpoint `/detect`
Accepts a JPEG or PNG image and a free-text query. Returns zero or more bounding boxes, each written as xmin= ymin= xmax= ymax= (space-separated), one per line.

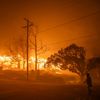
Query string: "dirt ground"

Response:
xmin=0 ymin=79 xmax=100 ymax=100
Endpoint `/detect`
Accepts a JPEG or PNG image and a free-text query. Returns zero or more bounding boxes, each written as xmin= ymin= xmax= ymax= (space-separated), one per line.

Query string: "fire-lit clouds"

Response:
xmin=0 ymin=0 xmax=100 ymax=57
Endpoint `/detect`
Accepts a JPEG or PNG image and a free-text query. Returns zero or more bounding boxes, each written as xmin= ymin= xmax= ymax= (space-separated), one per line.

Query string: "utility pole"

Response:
xmin=34 ymin=26 xmax=38 ymax=79
xmin=23 ymin=18 xmax=33 ymax=80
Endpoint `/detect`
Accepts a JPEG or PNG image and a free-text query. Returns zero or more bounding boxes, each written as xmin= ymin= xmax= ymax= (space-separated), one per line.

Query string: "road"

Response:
xmin=0 ymin=79 xmax=100 ymax=100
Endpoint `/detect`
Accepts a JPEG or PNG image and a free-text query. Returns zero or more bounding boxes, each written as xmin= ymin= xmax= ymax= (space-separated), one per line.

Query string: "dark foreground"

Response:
xmin=0 ymin=79 xmax=100 ymax=100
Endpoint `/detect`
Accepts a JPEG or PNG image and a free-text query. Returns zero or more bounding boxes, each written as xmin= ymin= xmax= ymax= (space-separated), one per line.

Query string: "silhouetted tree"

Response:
xmin=46 ymin=44 xmax=86 ymax=78
xmin=87 ymin=56 xmax=100 ymax=80
xmin=87 ymin=56 xmax=100 ymax=71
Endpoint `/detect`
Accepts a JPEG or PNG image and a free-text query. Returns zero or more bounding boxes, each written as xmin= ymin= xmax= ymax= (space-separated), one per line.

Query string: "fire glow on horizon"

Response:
xmin=0 ymin=55 xmax=47 ymax=70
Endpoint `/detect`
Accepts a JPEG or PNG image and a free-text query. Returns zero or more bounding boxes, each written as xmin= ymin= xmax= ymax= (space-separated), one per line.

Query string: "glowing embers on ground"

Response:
xmin=0 ymin=55 xmax=47 ymax=70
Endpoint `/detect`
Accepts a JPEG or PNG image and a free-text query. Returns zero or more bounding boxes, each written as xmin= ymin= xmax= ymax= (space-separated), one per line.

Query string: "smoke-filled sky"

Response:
xmin=0 ymin=0 xmax=100 ymax=58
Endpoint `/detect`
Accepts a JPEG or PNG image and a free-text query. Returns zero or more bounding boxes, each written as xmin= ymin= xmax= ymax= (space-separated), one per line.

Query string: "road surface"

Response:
xmin=0 ymin=79 xmax=100 ymax=100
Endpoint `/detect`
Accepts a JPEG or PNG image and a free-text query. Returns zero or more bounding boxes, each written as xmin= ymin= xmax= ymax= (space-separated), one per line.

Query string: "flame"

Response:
xmin=0 ymin=55 xmax=47 ymax=71
xmin=30 ymin=57 xmax=47 ymax=70
xmin=0 ymin=55 xmax=79 ymax=77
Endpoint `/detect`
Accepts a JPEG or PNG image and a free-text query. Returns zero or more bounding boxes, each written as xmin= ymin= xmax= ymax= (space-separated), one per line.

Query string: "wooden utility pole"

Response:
xmin=34 ymin=26 xmax=38 ymax=79
xmin=35 ymin=34 xmax=38 ymax=79
xmin=23 ymin=18 xmax=33 ymax=80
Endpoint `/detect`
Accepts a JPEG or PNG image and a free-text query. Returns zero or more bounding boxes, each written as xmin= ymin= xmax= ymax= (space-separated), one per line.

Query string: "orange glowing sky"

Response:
xmin=0 ymin=0 xmax=100 ymax=58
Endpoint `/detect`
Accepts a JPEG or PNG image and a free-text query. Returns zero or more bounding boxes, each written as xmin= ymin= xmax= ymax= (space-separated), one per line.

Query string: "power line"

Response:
xmin=38 ymin=10 xmax=100 ymax=34
xmin=37 ymin=10 xmax=100 ymax=50
xmin=47 ymin=33 xmax=97 ymax=46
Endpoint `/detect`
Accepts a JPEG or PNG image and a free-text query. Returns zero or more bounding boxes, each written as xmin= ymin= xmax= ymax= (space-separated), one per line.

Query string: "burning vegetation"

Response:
xmin=0 ymin=55 xmax=46 ymax=71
